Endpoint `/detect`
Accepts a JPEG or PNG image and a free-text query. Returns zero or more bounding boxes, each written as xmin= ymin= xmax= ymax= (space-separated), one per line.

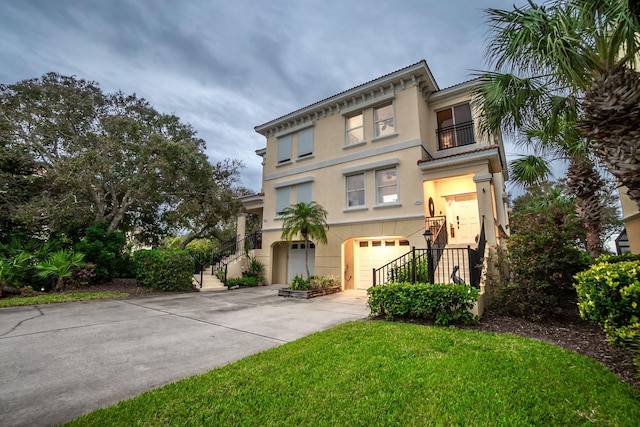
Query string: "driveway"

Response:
xmin=0 ymin=286 xmax=369 ymax=427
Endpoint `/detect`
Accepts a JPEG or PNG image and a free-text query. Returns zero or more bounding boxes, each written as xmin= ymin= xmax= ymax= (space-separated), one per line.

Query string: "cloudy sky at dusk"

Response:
xmin=1 ymin=0 xmax=531 ymax=193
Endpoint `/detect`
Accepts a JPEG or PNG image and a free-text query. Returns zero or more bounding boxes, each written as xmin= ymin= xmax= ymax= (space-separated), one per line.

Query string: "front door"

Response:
xmin=446 ymin=194 xmax=480 ymax=245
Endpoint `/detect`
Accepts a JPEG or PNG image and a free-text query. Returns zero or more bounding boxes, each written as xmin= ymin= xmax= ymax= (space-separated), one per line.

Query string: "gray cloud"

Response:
xmin=1 ymin=0 xmax=526 ymax=191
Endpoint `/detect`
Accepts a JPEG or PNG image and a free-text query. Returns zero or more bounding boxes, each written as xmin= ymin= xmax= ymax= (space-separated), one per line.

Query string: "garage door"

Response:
xmin=356 ymin=239 xmax=410 ymax=289
xmin=287 ymin=242 xmax=315 ymax=283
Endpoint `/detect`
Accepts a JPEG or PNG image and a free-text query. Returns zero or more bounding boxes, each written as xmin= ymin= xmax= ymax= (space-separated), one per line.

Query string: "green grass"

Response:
xmin=0 ymin=292 xmax=128 ymax=308
xmin=66 ymin=321 xmax=640 ymax=426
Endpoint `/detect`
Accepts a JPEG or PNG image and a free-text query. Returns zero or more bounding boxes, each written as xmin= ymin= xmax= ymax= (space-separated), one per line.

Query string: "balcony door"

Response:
xmin=437 ymin=104 xmax=474 ymax=149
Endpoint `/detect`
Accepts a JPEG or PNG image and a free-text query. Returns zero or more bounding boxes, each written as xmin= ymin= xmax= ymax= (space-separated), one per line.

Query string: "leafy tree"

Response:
xmin=280 ymin=202 xmax=329 ymax=279
xmin=0 ymin=73 xmax=242 ymax=243
xmin=476 ymin=0 xmax=640 ymax=215
xmin=74 ymin=221 xmax=132 ymax=282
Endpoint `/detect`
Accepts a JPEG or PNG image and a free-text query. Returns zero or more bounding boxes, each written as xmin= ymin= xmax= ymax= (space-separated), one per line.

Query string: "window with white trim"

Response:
xmin=297 ymin=127 xmax=313 ymax=158
xmin=345 ymin=113 xmax=364 ymax=145
xmin=346 ymin=173 xmax=365 ymax=207
xmin=296 ymin=182 xmax=312 ymax=204
xmin=275 ymin=187 xmax=290 ymax=215
xmin=374 ymin=103 xmax=395 ymax=138
xmin=277 ymin=134 xmax=292 ymax=163
xmin=375 ymin=168 xmax=398 ymax=204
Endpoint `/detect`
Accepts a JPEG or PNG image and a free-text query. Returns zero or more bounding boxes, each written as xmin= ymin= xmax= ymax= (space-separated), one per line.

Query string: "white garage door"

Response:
xmin=287 ymin=242 xmax=315 ymax=283
xmin=356 ymin=239 xmax=410 ymax=289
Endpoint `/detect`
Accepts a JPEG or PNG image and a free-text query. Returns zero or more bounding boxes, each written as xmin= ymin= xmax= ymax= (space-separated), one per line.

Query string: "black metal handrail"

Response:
xmin=425 ymin=216 xmax=447 ymax=247
xmin=372 ymin=219 xmax=486 ymax=289
xmin=211 ymin=231 xmax=262 ymax=274
xmin=436 ymin=121 xmax=475 ymax=150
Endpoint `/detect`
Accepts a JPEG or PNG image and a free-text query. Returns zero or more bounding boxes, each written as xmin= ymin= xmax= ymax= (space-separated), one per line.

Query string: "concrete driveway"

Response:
xmin=0 ymin=285 xmax=369 ymax=427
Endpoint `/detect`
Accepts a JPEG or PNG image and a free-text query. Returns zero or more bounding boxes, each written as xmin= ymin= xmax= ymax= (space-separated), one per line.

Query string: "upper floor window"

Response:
xmin=345 ymin=113 xmax=364 ymax=146
xmin=277 ymin=134 xmax=292 ymax=163
xmin=346 ymin=173 xmax=365 ymax=207
xmin=374 ymin=103 xmax=395 ymax=138
xmin=297 ymin=127 xmax=313 ymax=158
xmin=276 ymin=187 xmax=290 ymax=215
xmin=436 ymin=103 xmax=474 ymax=150
xmin=296 ymin=182 xmax=313 ymax=204
xmin=375 ymin=168 xmax=398 ymax=204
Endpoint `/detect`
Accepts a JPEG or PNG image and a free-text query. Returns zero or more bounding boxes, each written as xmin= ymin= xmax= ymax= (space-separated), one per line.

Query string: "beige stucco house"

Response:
xmin=240 ymin=60 xmax=510 ymax=292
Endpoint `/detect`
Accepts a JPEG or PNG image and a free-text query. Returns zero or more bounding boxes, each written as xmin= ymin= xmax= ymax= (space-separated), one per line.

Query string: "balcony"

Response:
xmin=436 ymin=121 xmax=475 ymax=150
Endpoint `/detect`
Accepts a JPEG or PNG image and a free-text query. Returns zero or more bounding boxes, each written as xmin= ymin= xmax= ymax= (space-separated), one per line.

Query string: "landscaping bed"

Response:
xmin=278 ymin=285 xmax=341 ymax=299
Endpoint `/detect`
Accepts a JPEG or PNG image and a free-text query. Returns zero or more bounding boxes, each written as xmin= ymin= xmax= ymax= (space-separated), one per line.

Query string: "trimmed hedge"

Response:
xmin=133 ymin=249 xmax=194 ymax=291
xmin=574 ymin=260 xmax=640 ymax=346
xmin=367 ymin=282 xmax=479 ymax=325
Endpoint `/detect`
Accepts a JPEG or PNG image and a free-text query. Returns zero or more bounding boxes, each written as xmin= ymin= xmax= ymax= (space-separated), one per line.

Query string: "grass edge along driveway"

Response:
xmin=66 ymin=321 xmax=640 ymax=426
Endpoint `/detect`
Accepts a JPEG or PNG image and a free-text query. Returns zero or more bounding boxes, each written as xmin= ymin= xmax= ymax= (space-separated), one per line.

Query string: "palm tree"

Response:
xmin=280 ymin=202 xmax=328 ymax=279
xmin=478 ymin=0 xmax=640 ymax=209
xmin=36 ymin=250 xmax=85 ymax=291
xmin=475 ymin=73 xmax=606 ymax=258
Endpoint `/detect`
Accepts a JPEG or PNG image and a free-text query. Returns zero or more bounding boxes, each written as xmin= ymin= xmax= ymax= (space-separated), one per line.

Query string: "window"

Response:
xmin=275 ymin=187 xmax=290 ymax=215
xmin=345 ymin=113 xmax=364 ymax=145
xmin=436 ymin=103 xmax=474 ymax=149
xmin=346 ymin=173 xmax=365 ymax=207
xmin=297 ymin=127 xmax=313 ymax=158
xmin=374 ymin=103 xmax=395 ymax=138
xmin=375 ymin=168 xmax=398 ymax=204
xmin=277 ymin=134 xmax=292 ymax=163
xmin=296 ymin=182 xmax=312 ymax=204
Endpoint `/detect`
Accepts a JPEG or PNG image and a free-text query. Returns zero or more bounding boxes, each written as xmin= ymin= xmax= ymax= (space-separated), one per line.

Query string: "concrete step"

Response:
xmin=193 ymin=271 xmax=227 ymax=292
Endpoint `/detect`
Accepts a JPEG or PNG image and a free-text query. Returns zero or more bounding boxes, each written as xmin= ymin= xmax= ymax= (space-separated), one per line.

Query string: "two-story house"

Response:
xmin=240 ymin=60 xmax=509 ymax=292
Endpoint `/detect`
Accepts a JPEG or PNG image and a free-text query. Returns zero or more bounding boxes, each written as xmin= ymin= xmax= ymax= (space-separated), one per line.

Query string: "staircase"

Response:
xmin=193 ymin=269 xmax=227 ymax=292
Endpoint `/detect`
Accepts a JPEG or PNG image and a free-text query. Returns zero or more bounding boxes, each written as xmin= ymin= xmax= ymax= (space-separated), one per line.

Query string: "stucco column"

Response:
xmin=473 ymin=173 xmax=497 ymax=244
xmin=492 ymin=172 xmax=509 ymax=239
xmin=236 ymin=213 xmax=246 ymax=255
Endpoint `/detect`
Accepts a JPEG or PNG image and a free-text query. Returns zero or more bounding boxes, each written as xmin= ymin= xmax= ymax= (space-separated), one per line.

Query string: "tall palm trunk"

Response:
xmin=566 ymin=156 xmax=604 ymax=259
xmin=580 ymin=65 xmax=640 ymax=209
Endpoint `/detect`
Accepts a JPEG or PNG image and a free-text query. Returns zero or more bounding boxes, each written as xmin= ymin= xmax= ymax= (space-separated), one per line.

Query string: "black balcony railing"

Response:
xmin=437 ymin=121 xmax=475 ymax=150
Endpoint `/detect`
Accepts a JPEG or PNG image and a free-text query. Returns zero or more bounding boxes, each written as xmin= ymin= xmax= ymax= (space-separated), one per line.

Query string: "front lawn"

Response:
xmin=66 ymin=321 xmax=640 ymax=426
xmin=0 ymin=292 xmax=128 ymax=308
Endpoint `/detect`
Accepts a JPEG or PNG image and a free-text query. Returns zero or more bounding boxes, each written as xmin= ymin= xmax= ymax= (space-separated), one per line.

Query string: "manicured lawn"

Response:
xmin=65 ymin=321 xmax=640 ymax=426
xmin=0 ymin=292 xmax=128 ymax=308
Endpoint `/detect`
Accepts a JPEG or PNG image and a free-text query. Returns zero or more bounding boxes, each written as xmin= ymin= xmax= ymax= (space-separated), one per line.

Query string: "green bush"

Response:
xmin=488 ymin=186 xmax=590 ymax=321
xmin=133 ymin=249 xmax=194 ymax=291
xmin=74 ymin=221 xmax=135 ymax=282
xmin=387 ymin=258 xmax=428 ymax=283
xmin=289 ymin=275 xmax=309 ymax=290
xmin=574 ymin=260 xmax=640 ymax=346
xmin=367 ymin=282 xmax=479 ymax=325
xmin=309 ymin=275 xmax=339 ymax=289
xmin=227 ymin=276 xmax=258 ymax=287
xmin=594 ymin=253 xmax=640 ymax=264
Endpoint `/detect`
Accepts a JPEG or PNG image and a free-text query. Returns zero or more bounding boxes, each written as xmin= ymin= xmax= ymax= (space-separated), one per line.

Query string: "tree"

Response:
xmin=280 ymin=202 xmax=328 ymax=279
xmin=475 ymin=73 xmax=606 ymax=258
xmin=0 ymin=73 xmax=242 ymax=242
xmin=478 ymin=0 xmax=640 ymax=209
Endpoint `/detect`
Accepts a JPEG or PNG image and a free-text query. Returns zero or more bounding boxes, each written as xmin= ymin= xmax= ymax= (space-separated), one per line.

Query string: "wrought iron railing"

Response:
xmin=372 ymin=219 xmax=486 ymax=288
xmin=211 ymin=231 xmax=262 ymax=275
xmin=425 ymin=216 xmax=447 ymax=247
xmin=436 ymin=121 xmax=475 ymax=150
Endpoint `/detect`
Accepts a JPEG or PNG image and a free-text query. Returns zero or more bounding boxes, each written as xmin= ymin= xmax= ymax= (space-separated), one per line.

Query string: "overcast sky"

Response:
xmin=1 ymin=0 xmax=529 ymax=193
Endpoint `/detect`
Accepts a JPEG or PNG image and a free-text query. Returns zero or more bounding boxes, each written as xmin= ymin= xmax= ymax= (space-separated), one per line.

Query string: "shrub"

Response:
xmin=74 ymin=221 xmax=134 ymax=282
xmin=574 ymin=260 xmax=640 ymax=346
xmin=309 ymin=275 xmax=339 ymax=289
xmin=387 ymin=258 xmax=428 ymax=283
xmin=367 ymin=282 xmax=479 ymax=325
xmin=289 ymin=275 xmax=309 ymax=290
xmin=487 ymin=186 xmax=590 ymax=321
xmin=133 ymin=249 xmax=194 ymax=291
xmin=226 ymin=276 xmax=258 ymax=287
